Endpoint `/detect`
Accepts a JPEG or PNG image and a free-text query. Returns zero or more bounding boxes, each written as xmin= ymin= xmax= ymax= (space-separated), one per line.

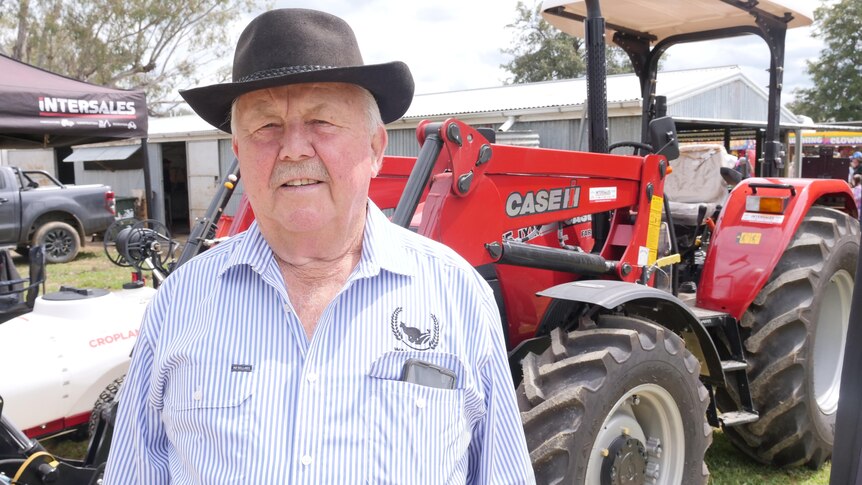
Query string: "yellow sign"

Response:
xmin=647 ymin=196 xmax=663 ymax=265
xmin=737 ymin=232 xmax=762 ymax=245
xmin=788 ymin=131 xmax=862 ymax=146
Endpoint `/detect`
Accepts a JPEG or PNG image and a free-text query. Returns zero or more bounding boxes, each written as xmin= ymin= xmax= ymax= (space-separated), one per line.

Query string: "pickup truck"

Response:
xmin=0 ymin=166 xmax=116 ymax=263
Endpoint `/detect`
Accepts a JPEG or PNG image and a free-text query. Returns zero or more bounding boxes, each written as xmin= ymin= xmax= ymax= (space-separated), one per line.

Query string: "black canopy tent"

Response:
xmin=0 ymin=53 xmax=153 ymax=217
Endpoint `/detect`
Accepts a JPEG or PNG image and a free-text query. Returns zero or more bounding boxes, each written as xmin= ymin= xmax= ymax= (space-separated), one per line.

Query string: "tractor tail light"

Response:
xmin=745 ymin=196 xmax=786 ymax=214
xmin=105 ymin=190 xmax=116 ymax=215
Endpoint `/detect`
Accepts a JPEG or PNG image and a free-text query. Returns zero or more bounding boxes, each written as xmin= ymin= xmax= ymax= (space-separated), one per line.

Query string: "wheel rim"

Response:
xmin=812 ymin=269 xmax=853 ymax=415
xmin=44 ymin=228 xmax=74 ymax=258
xmin=587 ymin=383 xmax=685 ymax=484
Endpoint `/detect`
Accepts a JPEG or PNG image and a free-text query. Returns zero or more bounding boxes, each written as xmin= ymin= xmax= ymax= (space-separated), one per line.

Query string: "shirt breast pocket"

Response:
xmin=365 ymin=351 xmax=471 ymax=485
xmin=162 ymin=363 xmax=255 ymax=470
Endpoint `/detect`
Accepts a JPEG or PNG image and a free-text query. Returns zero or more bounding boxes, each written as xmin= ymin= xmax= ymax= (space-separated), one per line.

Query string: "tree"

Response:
xmin=788 ymin=0 xmax=862 ymax=122
xmin=501 ymin=1 xmax=633 ymax=84
xmin=0 ymin=0 xmax=254 ymax=115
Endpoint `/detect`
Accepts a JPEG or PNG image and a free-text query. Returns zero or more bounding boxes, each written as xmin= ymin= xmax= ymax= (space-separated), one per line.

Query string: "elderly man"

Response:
xmin=103 ymin=8 xmax=534 ymax=485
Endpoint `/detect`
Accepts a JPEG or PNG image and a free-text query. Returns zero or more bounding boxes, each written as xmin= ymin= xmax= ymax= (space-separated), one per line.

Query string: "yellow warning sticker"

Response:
xmin=646 ymin=195 xmax=663 ymax=265
xmin=737 ymin=232 xmax=762 ymax=245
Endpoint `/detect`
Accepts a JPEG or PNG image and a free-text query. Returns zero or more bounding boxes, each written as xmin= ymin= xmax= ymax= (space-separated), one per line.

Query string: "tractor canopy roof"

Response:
xmin=541 ymin=0 xmax=813 ymax=42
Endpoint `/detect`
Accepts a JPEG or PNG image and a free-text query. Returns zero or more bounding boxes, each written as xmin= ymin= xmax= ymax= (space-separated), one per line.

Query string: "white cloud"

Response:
xmin=269 ymin=0 xmax=522 ymax=94
xmin=661 ymin=26 xmax=822 ymax=102
xmin=228 ymin=1 xmax=822 ymax=99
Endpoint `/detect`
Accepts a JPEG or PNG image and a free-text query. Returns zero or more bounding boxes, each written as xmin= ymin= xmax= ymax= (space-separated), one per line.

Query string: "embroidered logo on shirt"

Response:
xmin=390 ymin=307 xmax=440 ymax=351
xmin=231 ymin=364 xmax=253 ymax=372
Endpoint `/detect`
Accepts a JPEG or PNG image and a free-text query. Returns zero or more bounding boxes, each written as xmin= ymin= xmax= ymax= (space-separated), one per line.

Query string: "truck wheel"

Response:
xmin=33 ymin=221 xmax=80 ymax=264
xmin=716 ymin=206 xmax=859 ymax=468
xmin=518 ymin=314 xmax=711 ymax=484
xmin=88 ymin=375 xmax=125 ymax=437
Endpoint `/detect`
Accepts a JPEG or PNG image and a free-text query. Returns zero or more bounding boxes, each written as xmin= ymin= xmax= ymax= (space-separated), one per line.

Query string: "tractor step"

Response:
xmin=718 ymin=410 xmax=759 ymax=427
xmin=721 ymin=359 xmax=748 ymax=372
xmin=691 ymin=304 xmax=761 ymax=428
xmin=688 ymin=305 xmax=729 ymax=328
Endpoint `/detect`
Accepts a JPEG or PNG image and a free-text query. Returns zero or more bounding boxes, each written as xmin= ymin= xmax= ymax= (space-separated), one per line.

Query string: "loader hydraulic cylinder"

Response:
xmin=487 ymin=239 xmax=615 ymax=276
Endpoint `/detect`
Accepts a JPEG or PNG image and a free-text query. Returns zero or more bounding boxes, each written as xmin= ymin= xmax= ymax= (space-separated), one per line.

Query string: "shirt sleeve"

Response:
xmin=466 ymin=287 xmax=536 ymax=485
xmin=102 ymin=288 xmax=172 ymax=485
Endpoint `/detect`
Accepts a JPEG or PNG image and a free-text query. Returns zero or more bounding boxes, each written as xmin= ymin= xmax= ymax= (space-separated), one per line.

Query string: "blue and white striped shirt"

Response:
xmin=104 ymin=202 xmax=535 ymax=484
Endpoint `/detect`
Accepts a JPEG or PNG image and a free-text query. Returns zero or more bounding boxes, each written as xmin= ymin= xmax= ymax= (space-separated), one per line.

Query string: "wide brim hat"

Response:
xmin=180 ymin=8 xmax=414 ymax=132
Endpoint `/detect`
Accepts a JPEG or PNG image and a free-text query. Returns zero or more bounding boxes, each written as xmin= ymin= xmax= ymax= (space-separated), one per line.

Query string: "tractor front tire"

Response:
xmin=716 ymin=206 xmax=859 ymax=468
xmin=33 ymin=221 xmax=80 ymax=264
xmin=518 ymin=314 xmax=711 ymax=485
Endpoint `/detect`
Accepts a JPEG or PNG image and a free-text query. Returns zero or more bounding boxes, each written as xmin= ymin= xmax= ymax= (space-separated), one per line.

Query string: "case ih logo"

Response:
xmin=506 ymin=187 xmax=580 ymax=217
xmin=38 ymin=97 xmax=137 ymax=119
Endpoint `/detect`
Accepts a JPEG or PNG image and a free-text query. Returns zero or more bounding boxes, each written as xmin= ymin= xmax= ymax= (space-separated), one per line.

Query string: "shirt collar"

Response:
xmin=359 ymin=200 xmax=416 ymax=278
xmin=220 ymin=219 xmax=273 ymax=277
xmin=219 ymin=199 xmax=416 ymax=279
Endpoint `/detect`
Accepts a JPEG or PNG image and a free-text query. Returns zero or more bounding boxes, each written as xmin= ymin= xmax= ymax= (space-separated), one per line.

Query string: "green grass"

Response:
xmin=11 ymin=243 xmax=834 ymax=483
xmin=12 ymin=241 xmax=140 ymax=293
xmin=40 ymin=434 xmax=91 ymax=460
xmin=39 ymin=429 xmax=834 ymax=482
xmin=706 ymin=431 xmax=830 ymax=484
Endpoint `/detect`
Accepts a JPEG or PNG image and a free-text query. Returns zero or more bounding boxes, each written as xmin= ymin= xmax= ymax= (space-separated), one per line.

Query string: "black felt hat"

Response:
xmin=180 ymin=8 xmax=414 ymax=132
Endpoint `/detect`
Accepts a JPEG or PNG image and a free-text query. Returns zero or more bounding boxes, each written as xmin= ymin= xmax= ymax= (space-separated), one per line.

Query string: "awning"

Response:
xmin=63 ymin=144 xmax=140 ymax=162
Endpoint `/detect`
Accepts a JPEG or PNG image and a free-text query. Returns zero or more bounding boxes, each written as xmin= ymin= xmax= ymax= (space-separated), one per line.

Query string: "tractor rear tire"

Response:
xmin=33 ymin=221 xmax=80 ymax=264
xmin=716 ymin=207 xmax=859 ymax=468
xmin=518 ymin=314 xmax=711 ymax=485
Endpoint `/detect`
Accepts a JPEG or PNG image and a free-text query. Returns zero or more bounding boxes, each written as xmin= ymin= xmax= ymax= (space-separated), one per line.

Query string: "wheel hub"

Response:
xmin=46 ymin=230 xmax=72 ymax=255
xmin=601 ymin=435 xmax=647 ymax=485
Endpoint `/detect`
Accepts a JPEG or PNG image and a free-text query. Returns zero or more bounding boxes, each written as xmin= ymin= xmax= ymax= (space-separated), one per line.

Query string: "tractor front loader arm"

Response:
xmin=408 ymin=117 xmax=673 ymax=285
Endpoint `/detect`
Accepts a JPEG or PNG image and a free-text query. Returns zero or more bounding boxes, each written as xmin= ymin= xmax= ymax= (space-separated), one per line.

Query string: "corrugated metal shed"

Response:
xmin=96 ymin=65 xmax=802 ymax=157
xmin=141 ymin=65 xmax=792 ymax=144
xmin=383 ymin=65 xmax=801 ymax=156
xmin=396 ymin=65 xmax=795 ymax=124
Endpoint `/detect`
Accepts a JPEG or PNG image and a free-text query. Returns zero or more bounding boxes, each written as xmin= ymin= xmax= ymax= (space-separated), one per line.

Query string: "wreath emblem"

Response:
xmin=390 ymin=307 xmax=440 ymax=351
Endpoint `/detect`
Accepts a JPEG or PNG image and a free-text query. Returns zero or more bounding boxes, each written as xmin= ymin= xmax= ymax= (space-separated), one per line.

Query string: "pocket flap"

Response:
xmin=168 ymin=363 xmax=255 ymax=411
xmin=367 ymin=351 xmax=467 ymax=389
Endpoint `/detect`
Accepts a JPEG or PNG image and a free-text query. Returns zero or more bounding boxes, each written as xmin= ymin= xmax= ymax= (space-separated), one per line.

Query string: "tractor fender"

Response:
xmin=508 ymin=280 xmax=724 ymax=386
xmin=698 ymin=177 xmax=856 ymax=319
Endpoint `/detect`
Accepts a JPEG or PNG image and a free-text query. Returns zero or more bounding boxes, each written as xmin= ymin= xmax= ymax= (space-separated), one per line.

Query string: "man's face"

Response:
xmin=232 ymin=83 xmax=386 ymax=237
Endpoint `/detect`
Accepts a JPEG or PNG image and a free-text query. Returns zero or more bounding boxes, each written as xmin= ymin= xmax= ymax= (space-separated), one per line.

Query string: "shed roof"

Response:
xmin=401 ymin=65 xmax=791 ymax=121
xmin=145 ymin=65 xmax=800 ymax=138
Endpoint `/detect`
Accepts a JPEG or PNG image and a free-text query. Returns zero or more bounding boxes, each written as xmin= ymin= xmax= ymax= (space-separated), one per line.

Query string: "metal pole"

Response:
xmin=140 ymin=138 xmax=154 ymax=220
xmin=747 ymin=10 xmax=788 ymax=178
xmin=584 ymin=0 xmax=608 ymax=154
xmin=794 ymin=128 xmax=803 ymax=177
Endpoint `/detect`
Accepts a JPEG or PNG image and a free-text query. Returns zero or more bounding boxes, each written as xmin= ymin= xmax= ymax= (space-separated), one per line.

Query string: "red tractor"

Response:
xmin=210 ymin=1 xmax=859 ymax=483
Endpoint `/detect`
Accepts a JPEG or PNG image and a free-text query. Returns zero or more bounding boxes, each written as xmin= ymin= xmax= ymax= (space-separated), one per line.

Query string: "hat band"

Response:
xmin=237 ymin=65 xmax=338 ymax=83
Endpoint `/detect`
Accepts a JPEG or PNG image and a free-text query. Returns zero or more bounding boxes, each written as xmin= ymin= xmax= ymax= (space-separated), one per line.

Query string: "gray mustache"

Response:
xmin=270 ymin=160 xmax=330 ymax=187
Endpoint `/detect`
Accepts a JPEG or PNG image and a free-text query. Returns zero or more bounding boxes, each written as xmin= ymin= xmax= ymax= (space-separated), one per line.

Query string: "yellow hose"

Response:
xmin=12 ymin=451 xmax=58 ymax=484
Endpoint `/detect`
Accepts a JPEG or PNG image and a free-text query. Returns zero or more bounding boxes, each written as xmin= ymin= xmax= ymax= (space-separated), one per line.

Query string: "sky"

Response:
xmin=249 ymin=0 xmax=825 ymax=101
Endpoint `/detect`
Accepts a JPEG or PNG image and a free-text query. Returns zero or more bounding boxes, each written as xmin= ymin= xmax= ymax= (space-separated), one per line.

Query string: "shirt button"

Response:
xmin=192 ymin=389 xmax=202 ymax=400
xmin=415 ymin=397 xmax=426 ymax=409
xmin=307 ymin=372 xmax=318 ymax=383
xmin=301 ymin=454 xmax=312 ymax=466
